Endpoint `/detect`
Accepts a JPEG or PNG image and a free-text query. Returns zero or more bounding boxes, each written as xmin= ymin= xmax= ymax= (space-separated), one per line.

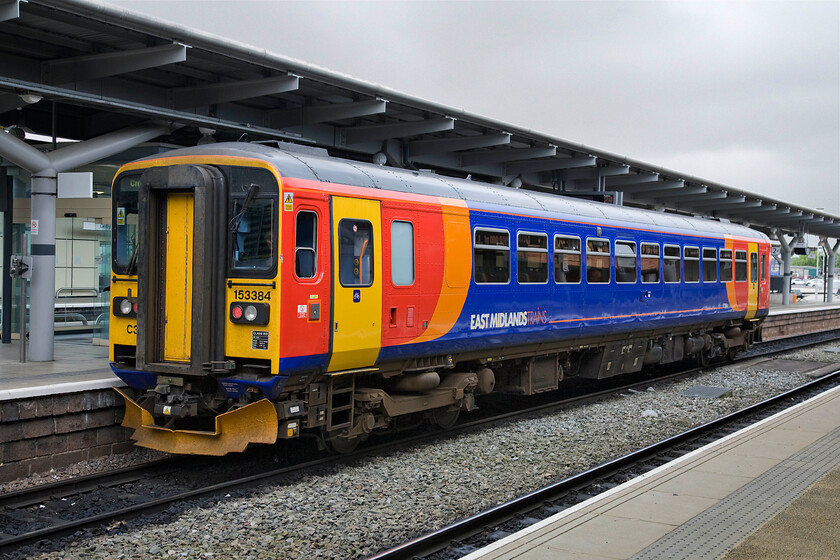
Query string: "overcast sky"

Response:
xmin=113 ymin=0 xmax=839 ymax=214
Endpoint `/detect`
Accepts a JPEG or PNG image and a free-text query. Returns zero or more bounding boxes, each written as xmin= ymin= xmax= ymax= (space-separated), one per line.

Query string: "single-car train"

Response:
xmin=109 ymin=142 xmax=770 ymax=455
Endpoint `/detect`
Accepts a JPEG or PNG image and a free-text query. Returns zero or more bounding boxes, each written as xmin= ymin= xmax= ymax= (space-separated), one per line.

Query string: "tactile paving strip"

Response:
xmin=632 ymin=425 xmax=840 ymax=560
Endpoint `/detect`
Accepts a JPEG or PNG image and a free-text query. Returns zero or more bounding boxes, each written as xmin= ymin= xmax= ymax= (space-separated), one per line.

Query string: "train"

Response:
xmin=109 ymin=142 xmax=770 ymax=455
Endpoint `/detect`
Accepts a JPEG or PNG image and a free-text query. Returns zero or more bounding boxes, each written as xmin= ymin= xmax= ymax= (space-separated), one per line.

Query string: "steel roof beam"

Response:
xmin=606 ymin=173 xmax=660 ymax=188
xmin=460 ymin=145 xmax=556 ymax=167
xmin=689 ymin=195 xmax=747 ymax=209
xmin=408 ymin=132 xmax=510 ymax=157
xmin=506 ymin=156 xmax=596 ymax=174
xmin=172 ymin=75 xmax=299 ymax=109
xmin=42 ymin=43 xmax=187 ymax=85
xmin=655 ymin=190 xmax=726 ymax=204
xmin=271 ymin=98 xmax=386 ymax=128
xmin=560 ymin=164 xmax=629 ymax=182
xmin=771 ymin=212 xmax=809 ymax=223
xmin=616 ymin=179 xmax=687 ymax=195
xmin=344 ymin=116 xmax=454 ymax=145
xmin=0 ymin=0 xmax=19 ymax=22
xmin=716 ymin=204 xmax=777 ymax=215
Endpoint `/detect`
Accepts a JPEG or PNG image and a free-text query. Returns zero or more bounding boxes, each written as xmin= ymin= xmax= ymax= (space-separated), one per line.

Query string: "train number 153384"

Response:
xmin=233 ymin=289 xmax=271 ymax=301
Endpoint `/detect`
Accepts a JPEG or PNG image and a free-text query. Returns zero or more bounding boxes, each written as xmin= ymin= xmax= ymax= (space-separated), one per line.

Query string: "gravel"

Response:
xmin=11 ymin=342 xmax=840 ymax=560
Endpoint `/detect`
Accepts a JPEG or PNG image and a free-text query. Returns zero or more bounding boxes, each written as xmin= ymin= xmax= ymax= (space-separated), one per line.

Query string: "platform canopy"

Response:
xmin=1 ymin=0 xmax=838 ymax=240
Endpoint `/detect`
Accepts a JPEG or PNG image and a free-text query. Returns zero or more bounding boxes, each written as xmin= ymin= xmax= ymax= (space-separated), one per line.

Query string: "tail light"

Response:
xmin=230 ymin=302 xmax=270 ymax=325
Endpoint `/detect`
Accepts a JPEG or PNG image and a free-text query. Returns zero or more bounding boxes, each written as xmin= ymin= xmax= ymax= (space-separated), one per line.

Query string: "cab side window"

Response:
xmin=294 ymin=211 xmax=317 ymax=279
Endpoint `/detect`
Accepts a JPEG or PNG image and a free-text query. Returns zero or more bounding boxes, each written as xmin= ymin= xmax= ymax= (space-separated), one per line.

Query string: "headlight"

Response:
xmin=113 ymin=296 xmax=137 ymax=318
xmin=244 ymin=305 xmax=258 ymax=322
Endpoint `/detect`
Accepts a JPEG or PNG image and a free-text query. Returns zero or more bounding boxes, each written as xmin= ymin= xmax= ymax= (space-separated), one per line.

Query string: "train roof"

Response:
xmin=139 ymin=142 xmax=769 ymax=241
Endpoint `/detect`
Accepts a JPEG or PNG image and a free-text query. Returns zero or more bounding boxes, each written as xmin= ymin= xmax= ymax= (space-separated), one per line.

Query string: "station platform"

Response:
xmin=463 ymin=383 xmax=840 ymax=560
xmin=0 ymin=337 xmax=117 ymax=402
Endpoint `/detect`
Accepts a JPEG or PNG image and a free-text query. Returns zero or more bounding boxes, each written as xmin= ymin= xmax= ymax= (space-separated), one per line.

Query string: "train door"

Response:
xmin=137 ymin=165 xmax=226 ymax=373
xmin=328 ymin=196 xmax=383 ymax=372
xmin=758 ymin=244 xmax=770 ymax=310
xmin=746 ymin=242 xmax=759 ymax=319
xmin=162 ymin=192 xmax=193 ymax=362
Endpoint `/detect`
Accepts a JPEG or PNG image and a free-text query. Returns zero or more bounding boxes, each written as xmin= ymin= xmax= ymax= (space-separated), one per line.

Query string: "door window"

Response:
xmin=338 ymin=219 xmax=374 ymax=287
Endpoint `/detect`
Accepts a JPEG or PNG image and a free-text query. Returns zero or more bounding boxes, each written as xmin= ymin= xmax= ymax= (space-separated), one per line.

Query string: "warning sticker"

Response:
xmin=283 ymin=192 xmax=294 ymax=211
xmin=297 ymin=304 xmax=307 ymax=319
xmin=117 ymin=207 xmax=126 ymax=226
xmin=252 ymin=330 xmax=269 ymax=350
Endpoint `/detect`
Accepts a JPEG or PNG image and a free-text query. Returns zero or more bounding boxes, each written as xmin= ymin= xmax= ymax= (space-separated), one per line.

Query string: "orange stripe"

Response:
xmin=409 ymin=199 xmax=472 ymax=344
xmin=548 ymin=306 xmax=730 ymax=324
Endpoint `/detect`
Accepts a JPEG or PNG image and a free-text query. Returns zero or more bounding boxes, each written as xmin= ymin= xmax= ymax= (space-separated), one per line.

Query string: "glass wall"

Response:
xmin=1 ymin=164 xmax=115 ymax=346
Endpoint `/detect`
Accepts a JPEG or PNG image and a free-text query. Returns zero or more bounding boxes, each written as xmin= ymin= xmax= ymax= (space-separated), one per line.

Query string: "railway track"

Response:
xmin=369 ymin=368 xmax=840 ymax=560
xmin=2 ymin=332 xmax=838 ymax=557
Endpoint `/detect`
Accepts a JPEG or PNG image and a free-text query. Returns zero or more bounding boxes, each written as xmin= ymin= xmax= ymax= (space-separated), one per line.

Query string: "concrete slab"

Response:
xmin=653 ymin=469 xmax=753 ymax=500
xmin=533 ymin=515 xmax=675 ymax=559
xmin=691 ymin=453 xmax=781 ymax=479
xmin=606 ymin=490 xmax=718 ymax=526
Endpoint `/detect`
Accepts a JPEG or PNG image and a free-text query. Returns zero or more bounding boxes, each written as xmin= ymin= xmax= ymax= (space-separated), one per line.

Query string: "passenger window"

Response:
xmin=664 ymin=245 xmax=681 ymax=283
xmin=554 ymin=235 xmax=581 ymax=283
xmin=750 ymin=253 xmax=758 ymax=283
xmin=703 ymin=248 xmax=717 ymax=282
xmin=391 ymin=221 xmax=415 ymax=286
xmin=684 ymin=247 xmax=700 ymax=283
xmin=474 ymin=229 xmax=510 ymax=284
xmin=294 ymin=211 xmax=317 ymax=279
xmin=518 ymin=232 xmax=548 ymax=283
xmin=338 ymin=219 xmax=374 ymax=287
xmin=720 ymin=249 xmax=733 ymax=282
xmin=735 ymin=250 xmax=748 ymax=282
xmin=586 ymin=238 xmax=610 ymax=284
xmin=761 ymin=254 xmax=767 ymax=282
xmin=615 ymin=241 xmax=637 ymax=283
xmin=640 ymin=243 xmax=660 ymax=283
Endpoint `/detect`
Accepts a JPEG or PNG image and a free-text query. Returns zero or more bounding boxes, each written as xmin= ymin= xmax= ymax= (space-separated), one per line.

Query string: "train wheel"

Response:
xmin=321 ymin=428 xmax=362 ymax=454
xmin=430 ymin=405 xmax=460 ymax=429
xmin=697 ymin=351 xmax=711 ymax=368
xmin=725 ymin=348 xmax=739 ymax=362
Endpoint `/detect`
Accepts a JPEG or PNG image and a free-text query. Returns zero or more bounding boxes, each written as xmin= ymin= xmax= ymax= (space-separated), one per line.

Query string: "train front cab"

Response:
xmin=111 ymin=160 xmax=283 ymax=455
